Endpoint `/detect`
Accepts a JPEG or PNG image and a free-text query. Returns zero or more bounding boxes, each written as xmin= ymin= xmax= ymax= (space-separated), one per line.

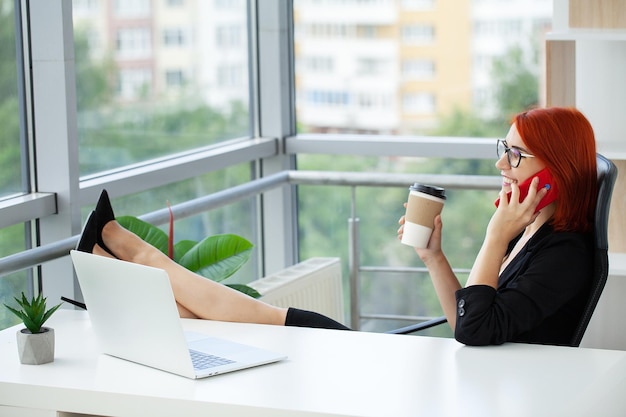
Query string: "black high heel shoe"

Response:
xmin=76 ymin=210 xmax=97 ymax=253
xmin=94 ymin=189 xmax=116 ymax=254
xmin=75 ymin=190 xmax=116 ymax=256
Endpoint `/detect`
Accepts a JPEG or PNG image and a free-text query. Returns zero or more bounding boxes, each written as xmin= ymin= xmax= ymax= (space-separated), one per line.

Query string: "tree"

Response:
xmin=73 ymin=28 xmax=115 ymax=110
xmin=491 ymin=45 xmax=540 ymax=125
xmin=431 ymin=106 xmax=502 ymax=138
xmin=433 ymin=43 xmax=541 ymax=138
xmin=0 ymin=1 xmax=21 ymax=196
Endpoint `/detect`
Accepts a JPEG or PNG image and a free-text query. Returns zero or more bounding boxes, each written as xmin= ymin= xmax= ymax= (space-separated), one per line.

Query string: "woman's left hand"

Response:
xmin=486 ymin=177 xmax=548 ymax=243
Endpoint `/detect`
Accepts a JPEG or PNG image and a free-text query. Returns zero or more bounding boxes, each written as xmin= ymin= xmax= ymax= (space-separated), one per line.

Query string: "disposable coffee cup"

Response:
xmin=401 ymin=183 xmax=446 ymax=248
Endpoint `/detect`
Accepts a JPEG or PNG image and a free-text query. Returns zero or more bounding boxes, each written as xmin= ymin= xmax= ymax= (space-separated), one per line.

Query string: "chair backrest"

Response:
xmin=569 ymin=153 xmax=618 ymax=347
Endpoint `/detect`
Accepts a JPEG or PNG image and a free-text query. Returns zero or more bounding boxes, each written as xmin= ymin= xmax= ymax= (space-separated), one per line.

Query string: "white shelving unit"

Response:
xmin=546 ymin=0 xmax=626 ymax=251
xmin=546 ymin=29 xmax=626 ymax=160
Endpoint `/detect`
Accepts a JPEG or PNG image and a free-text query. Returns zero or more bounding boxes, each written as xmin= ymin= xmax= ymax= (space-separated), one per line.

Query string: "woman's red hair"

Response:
xmin=513 ymin=107 xmax=597 ymax=233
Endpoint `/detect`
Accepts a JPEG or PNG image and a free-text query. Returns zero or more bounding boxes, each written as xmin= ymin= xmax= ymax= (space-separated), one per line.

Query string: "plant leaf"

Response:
xmin=225 ymin=284 xmax=261 ymax=299
xmin=173 ymin=239 xmax=197 ymax=263
xmin=117 ymin=216 xmax=169 ymax=255
xmin=23 ymin=316 xmax=39 ymax=334
xmin=178 ymin=234 xmax=253 ymax=281
xmin=41 ymin=302 xmax=63 ymax=328
xmin=4 ymin=304 xmax=26 ymax=322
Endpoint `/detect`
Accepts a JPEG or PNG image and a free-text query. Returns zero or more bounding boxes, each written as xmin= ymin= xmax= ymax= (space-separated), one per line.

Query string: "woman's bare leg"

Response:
xmin=93 ymin=220 xmax=288 ymax=325
xmin=91 ymin=247 xmax=199 ymax=318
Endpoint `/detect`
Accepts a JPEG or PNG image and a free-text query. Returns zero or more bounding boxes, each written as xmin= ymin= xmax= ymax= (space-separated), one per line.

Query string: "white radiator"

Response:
xmin=248 ymin=257 xmax=346 ymax=325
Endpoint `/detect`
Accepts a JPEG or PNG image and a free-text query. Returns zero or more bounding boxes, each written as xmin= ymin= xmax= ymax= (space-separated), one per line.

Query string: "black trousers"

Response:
xmin=285 ymin=307 xmax=351 ymax=330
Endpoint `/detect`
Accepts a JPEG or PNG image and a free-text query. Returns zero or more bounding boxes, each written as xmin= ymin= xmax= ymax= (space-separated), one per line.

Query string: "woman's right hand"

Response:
xmin=398 ymin=209 xmax=444 ymax=263
xmin=415 ymin=214 xmax=444 ymax=261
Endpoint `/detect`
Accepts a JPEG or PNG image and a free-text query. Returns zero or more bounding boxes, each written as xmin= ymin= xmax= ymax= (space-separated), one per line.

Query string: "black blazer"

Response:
xmin=454 ymin=223 xmax=593 ymax=346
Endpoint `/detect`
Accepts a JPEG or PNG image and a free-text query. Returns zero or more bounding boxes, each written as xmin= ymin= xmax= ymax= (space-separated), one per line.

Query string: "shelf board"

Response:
xmin=609 ymin=253 xmax=626 ymax=277
xmin=547 ymin=29 xmax=626 ymax=41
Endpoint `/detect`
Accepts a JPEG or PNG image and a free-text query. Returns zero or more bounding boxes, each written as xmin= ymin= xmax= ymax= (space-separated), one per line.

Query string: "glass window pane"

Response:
xmin=0 ymin=0 xmax=24 ymax=198
xmin=0 ymin=271 xmax=30 ymax=331
xmin=73 ymin=0 xmax=251 ymax=176
xmin=0 ymin=224 xmax=30 ymax=331
xmin=0 ymin=1 xmax=30 ymax=331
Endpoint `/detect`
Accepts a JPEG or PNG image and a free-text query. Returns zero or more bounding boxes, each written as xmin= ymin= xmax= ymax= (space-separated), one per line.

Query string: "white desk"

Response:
xmin=1 ymin=310 xmax=626 ymax=417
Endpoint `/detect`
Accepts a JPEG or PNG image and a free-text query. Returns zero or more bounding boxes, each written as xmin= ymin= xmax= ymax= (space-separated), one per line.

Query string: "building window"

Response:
xmin=473 ymin=54 xmax=491 ymax=74
xmin=403 ymin=92 xmax=435 ymax=113
xmin=116 ymin=27 xmax=152 ymax=58
xmin=165 ymin=69 xmax=185 ymax=87
xmin=214 ymin=0 xmax=242 ymax=9
xmin=401 ymin=0 xmax=435 ymax=11
xmin=73 ymin=0 xmax=100 ymax=15
xmin=306 ymin=90 xmax=350 ymax=107
xmin=300 ymin=56 xmax=334 ymax=73
xmin=356 ymin=58 xmax=389 ymax=76
xmin=402 ymin=59 xmax=435 ymax=80
xmin=114 ymin=0 xmax=150 ymax=17
xmin=217 ymin=65 xmax=244 ymax=88
xmin=473 ymin=19 xmax=523 ymax=38
xmin=163 ymin=28 xmax=187 ymax=46
xmin=307 ymin=23 xmax=353 ymax=39
xmin=357 ymin=25 xmax=377 ymax=39
xmin=356 ymin=93 xmax=392 ymax=110
xmin=117 ymin=68 xmax=152 ymax=99
xmin=216 ymin=25 xmax=242 ymax=48
xmin=401 ymin=24 xmax=435 ymax=44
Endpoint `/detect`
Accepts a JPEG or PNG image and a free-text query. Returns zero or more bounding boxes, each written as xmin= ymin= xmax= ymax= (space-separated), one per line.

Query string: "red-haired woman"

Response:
xmin=399 ymin=106 xmax=598 ymax=345
xmin=76 ymin=107 xmax=598 ymax=346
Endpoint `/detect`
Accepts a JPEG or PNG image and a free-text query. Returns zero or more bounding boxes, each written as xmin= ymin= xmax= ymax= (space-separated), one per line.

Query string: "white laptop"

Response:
xmin=69 ymin=250 xmax=286 ymax=379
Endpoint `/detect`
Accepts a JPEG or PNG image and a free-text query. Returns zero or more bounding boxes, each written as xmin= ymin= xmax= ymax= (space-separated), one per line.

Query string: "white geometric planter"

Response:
xmin=16 ymin=327 xmax=55 ymax=365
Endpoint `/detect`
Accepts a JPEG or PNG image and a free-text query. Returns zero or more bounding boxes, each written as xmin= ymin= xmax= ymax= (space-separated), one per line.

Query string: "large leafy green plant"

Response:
xmin=4 ymin=292 xmax=63 ymax=334
xmin=117 ymin=215 xmax=260 ymax=298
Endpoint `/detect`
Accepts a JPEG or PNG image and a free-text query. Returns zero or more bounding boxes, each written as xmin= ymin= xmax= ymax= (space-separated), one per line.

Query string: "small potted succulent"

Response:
xmin=4 ymin=292 xmax=63 ymax=365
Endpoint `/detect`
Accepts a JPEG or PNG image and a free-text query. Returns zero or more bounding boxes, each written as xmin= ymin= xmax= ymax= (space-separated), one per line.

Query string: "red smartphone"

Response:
xmin=495 ymin=167 xmax=558 ymax=212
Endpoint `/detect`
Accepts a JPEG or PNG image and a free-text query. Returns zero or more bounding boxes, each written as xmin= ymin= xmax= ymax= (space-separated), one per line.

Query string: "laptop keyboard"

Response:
xmin=189 ymin=349 xmax=235 ymax=370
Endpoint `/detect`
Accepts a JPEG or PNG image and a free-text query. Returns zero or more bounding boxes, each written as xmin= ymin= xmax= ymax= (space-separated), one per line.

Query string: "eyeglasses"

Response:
xmin=496 ymin=139 xmax=535 ymax=168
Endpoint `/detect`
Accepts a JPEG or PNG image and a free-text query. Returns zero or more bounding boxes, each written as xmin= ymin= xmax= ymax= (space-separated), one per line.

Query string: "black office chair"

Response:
xmin=570 ymin=153 xmax=617 ymax=346
xmin=388 ymin=154 xmax=618 ymax=348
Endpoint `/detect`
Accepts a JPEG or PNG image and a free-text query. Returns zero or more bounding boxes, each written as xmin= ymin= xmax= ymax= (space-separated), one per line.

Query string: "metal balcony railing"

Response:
xmin=287 ymin=171 xmax=501 ymax=329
